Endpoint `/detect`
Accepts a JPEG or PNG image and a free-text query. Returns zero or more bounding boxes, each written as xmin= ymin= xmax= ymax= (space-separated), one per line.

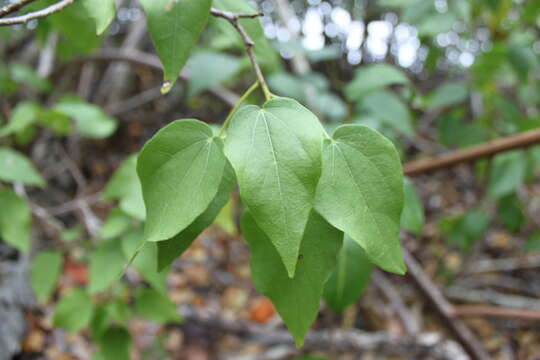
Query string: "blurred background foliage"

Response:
xmin=0 ymin=0 xmax=540 ymax=359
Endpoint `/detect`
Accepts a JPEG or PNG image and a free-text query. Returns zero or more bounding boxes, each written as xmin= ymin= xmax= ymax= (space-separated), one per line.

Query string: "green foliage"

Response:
xmin=439 ymin=210 xmax=489 ymax=252
xmin=53 ymin=288 xmax=94 ymax=332
xmin=137 ymin=119 xmax=227 ymax=244
xmin=82 ymin=0 xmax=116 ymax=35
xmin=31 ymin=251 xmax=63 ymax=303
xmin=426 ymin=82 xmax=468 ymax=110
xmin=0 ymin=188 xmax=32 ymax=252
xmin=346 ymin=64 xmax=409 ymax=100
xmin=188 ymin=50 xmax=242 ymax=97
xmin=53 ymin=97 xmax=117 ymax=139
xmin=224 ymin=97 xmax=325 ymax=277
xmin=360 ymin=90 xmax=414 ymax=137
xmin=139 ymin=0 xmax=212 ymax=92
xmin=157 ymin=162 xmax=235 ymax=271
xmin=324 ymin=236 xmax=373 ymax=313
xmin=242 ymin=211 xmax=342 ymax=346
xmin=488 ymin=150 xmax=528 ymax=199
xmin=89 ymin=239 xmax=125 ymax=294
xmin=96 ymin=326 xmax=132 ymax=360
xmin=134 ymin=288 xmax=181 ymax=324
xmin=401 ymin=179 xmax=425 ymax=235
xmin=315 ymin=125 xmax=406 ymax=274
xmin=103 ymin=155 xmax=146 ymax=221
xmin=0 ymin=147 xmax=45 ymax=187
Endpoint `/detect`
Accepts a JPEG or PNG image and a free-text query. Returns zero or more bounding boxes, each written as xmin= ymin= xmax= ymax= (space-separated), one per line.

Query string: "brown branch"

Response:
xmin=0 ymin=0 xmax=76 ymax=26
xmin=210 ymin=7 xmax=272 ymax=99
xmin=404 ymin=128 xmax=540 ymax=176
xmin=454 ymin=305 xmax=540 ymax=322
xmin=403 ymin=249 xmax=491 ymax=360
xmin=0 ymin=0 xmax=38 ymax=17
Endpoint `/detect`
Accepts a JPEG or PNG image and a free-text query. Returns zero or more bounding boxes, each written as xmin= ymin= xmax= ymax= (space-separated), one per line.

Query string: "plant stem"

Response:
xmin=218 ymin=81 xmax=260 ymax=138
xmin=210 ymin=8 xmax=273 ymax=101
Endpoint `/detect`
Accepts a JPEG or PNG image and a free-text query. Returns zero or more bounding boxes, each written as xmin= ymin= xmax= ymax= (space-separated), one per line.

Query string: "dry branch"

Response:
xmin=0 ymin=0 xmax=75 ymax=26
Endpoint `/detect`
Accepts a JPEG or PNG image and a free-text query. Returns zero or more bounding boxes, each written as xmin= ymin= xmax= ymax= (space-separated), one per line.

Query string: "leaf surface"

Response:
xmin=82 ymin=0 xmax=116 ymax=35
xmin=242 ymin=211 xmax=342 ymax=345
xmin=0 ymin=188 xmax=32 ymax=252
xmin=139 ymin=0 xmax=212 ymax=90
xmin=137 ymin=119 xmax=226 ymax=243
xmin=53 ymin=288 xmax=93 ymax=332
xmin=315 ymin=125 xmax=406 ymax=274
xmin=157 ymin=162 xmax=235 ymax=270
xmin=224 ymin=97 xmax=325 ymax=276
xmin=324 ymin=236 xmax=373 ymax=313
xmin=31 ymin=251 xmax=63 ymax=303
xmin=0 ymin=147 xmax=45 ymax=186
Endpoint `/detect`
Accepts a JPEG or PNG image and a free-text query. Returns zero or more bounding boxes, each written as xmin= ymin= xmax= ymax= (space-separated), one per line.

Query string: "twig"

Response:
xmin=454 ymin=305 xmax=540 ymax=321
xmin=403 ymin=249 xmax=490 ymax=360
xmin=446 ymin=286 xmax=540 ymax=311
xmin=0 ymin=0 xmax=38 ymax=17
xmin=463 ymin=254 xmax=540 ymax=274
xmin=372 ymin=270 xmax=420 ymax=334
xmin=37 ymin=31 xmax=58 ymax=77
xmin=404 ymin=127 xmax=540 ymax=175
xmin=180 ymin=305 xmax=468 ymax=360
xmin=210 ymin=8 xmax=272 ymax=100
xmin=0 ymin=0 xmax=76 ymax=26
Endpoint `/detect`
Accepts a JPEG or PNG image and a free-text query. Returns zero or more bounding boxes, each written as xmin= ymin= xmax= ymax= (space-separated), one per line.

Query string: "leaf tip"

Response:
xmin=160 ymin=81 xmax=173 ymax=94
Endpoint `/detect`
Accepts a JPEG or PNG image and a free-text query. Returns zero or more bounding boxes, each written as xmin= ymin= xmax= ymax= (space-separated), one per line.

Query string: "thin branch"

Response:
xmin=210 ymin=8 xmax=272 ymax=100
xmin=180 ymin=305 xmax=468 ymax=360
xmin=404 ymin=127 xmax=540 ymax=176
xmin=0 ymin=0 xmax=38 ymax=17
xmin=454 ymin=305 xmax=540 ymax=322
xmin=403 ymin=249 xmax=491 ymax=360
xmin=0 ymin=0 xmax=76 ymax=26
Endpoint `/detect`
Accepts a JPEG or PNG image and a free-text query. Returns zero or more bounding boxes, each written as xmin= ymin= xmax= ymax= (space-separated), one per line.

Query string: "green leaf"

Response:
xmin=139 ymin=0 xmax=212 ymax=91
xmin=361 ymin=90 xmax=414 ymax=137
xmin=417 ymin=12 xmax=456 ymax=36
xmin=31 ymin=251 xmax=63 ymax=303
xmin=0 ymin=101 xmax=40 ymax=137
xmin=89 ymin=239 xmax=125 ymax=294
xmin=53 ymin=97 xmax=117 ymax=139
xmin=82 ymin=0 xmax=116 ymax=35
xmin=53 ymin=288 xmax=94 ymax=332
xmin=135 ymin=287 xmax=181 ymax=324
xmin=122 ymin=229 xmax=167 ymax=293
xmin=314 ymin=125 xmax=406 ymax=275
xmin=9 ymin=64 xmax=51 ymax=92
xmin=99 ymin=208 xmax=133 ymax=239
xmin=138 ymin=119 xmax=227 ymax=243
xmin=188 ymin=50 xmax=242 ymax=97
xmin=224 ymin=97 xmax=325 ymax=277
xmin=426 ymin=82 xmax=468 ymax=110
xmin=497 ymin=195 xmax=525 ymax=233
xmin=346 ymin=64 xmax=409 ymax=100
xmin=439 ymin=210 xmax=489 ymax=252
xmin=157 ymin=162 xmax=235 ymax=271
xmin=488 ymin=150 xmax=528 ymax=199
xmin=0 ymin=147 xmax=45 ymax=187
xmin=242 ymin=211 xmax=342 ymax=346
xmin=212 ymin=0 xmax=280 ymax=71
xmin=400 ymin=179 xmax=425 ymax=235
xmin=324 ymin=236 xmax=373 ymax=313
xmin=103 ymin=155 xmax=145 ymax=221
xmin=0 ymin=188 xmax=32 ymax=252
xmin=98 ymin=326 xmax=132 ymax=360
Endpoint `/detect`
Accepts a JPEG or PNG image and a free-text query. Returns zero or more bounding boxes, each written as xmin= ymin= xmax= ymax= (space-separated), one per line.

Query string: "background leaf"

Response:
xmin=346 ymin=64 xmax=409 ymax=100
xmin=53 ymin=288 xmax=94 ymax=332
xmin=134 ymin=287 xmax=181 ymax=324
xmin=89 ymin=239 xmax=125 ymax=294
xmin=0 ymin=147 xmax=45 ymax=186
xmin=31 ymin=251 xmax=63 ymax=303
xmin=82 ymin=0 xmax=116 ymax=35
xmin=324 ymin=236 xmax=373 ymax=313
xmin=0 ymin=188 xmax=32 ymax=252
